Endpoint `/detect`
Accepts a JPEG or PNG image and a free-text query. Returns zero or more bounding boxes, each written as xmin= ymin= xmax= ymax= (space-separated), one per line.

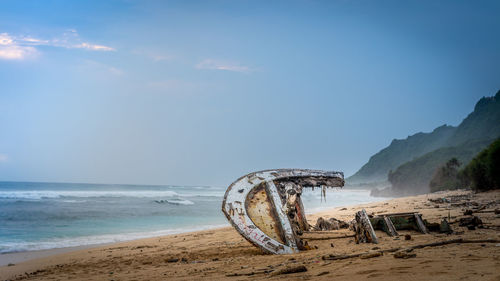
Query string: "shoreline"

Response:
xmin=1 ymin=189 xmax=499 ymax=281
xmin=0 ymin=189 xmax=385 ymax=265
xmin=0 ymin=224 xmax=230 ymax=267
xmin=0 ymin=244 xmax=109 ymax=267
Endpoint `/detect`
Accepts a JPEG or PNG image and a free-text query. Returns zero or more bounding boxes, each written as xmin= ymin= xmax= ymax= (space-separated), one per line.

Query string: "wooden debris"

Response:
xmin=302 ymin=234 xmax=355 ymax=241
xmin=313 ymin=217 xmax=349 ymax=231
xmin=414 ymin=213 xmax=428 ymax=234
xmin=394 ymin=251 xmax=416 ymax=259
xmin=459 ymin=216 xmax=483 ymax=228
xmin=383 ymin=215 xmax=399 ymax=236
xmin=322 ymin=238 xmax=500 ymax=261
xmin=360 ymin=252 xmax=383 ymax=259
xmin=271 ymin=265 xmax=307 ymax=275
xmin=439 ymin=219 xmax=453 ymax=234
xmin=354 ymin=209 xmax=378 ymax=244
xmin=370 ymin=212 xmax=437 ymax=236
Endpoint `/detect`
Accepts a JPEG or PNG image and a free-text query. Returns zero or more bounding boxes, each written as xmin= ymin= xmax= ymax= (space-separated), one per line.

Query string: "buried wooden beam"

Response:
xmin=414 ymin=213 xmax=429 ymax=234
xmin=301 ymin=234 xmax=355 ymax=241
xmin=383 ymin=216 xmax=399 ymax=237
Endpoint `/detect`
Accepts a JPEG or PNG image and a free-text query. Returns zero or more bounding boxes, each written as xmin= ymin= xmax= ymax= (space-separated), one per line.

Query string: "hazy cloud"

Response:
xmin=0 ymin=30 xmax=114 ymax=60
xmin=195 ymin=59 xmax=250 ymax=73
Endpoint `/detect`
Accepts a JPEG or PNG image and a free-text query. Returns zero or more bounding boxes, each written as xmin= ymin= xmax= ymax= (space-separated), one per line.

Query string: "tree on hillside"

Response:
xmin=460 ymin=138 xmax=500 ymax=191
xmin=429 ymin=158 xmax=461 ymax=192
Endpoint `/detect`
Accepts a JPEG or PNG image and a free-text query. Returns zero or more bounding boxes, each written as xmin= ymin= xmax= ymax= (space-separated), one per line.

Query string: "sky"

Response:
xmin=0 ymin=0 xmax=499 ymax=186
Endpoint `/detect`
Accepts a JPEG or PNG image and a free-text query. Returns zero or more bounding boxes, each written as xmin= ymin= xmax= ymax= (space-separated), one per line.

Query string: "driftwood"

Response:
xmin=304 ymin=230 xmax=351 ymax=233
xmin=394 ymin=251 xmax=416 ymax=259
xmin=226 ymin=268 xmax=274 ymax=277
xmin=354 ymin=209 xmax=378 ymax=244
xmin=271 ymin=265 xmax=308 ymax=275
xmin=322 ymin=238 xmax=500 ymax=261
xmin=302 ymin=234 xmax=355 ymax=241
xmin=313 ymin=217 xmax=350 ymax=231
xmin=459 ymin=216 xmax=483 ymax=227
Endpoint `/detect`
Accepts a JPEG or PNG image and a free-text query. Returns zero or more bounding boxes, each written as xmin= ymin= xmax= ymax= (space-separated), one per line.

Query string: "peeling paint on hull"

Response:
xmin=222 ymin=169 xmax=344 ymax=255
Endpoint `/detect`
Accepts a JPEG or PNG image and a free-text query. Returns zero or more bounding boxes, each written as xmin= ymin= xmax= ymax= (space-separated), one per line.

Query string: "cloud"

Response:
xmin=74 ymin=42 xmax=115 ymax=51
xmin=50 ymin=29 xmax=115 ymax=51
xmin=0 ymin=30 xmax=114 ymax=60
xmin=195 ymin=59 xmax=251 ymax=73
xmin=0 ymin=154 xmax=8 ymax=162
xmin=0 ymin=33 xmax=38 ymax=60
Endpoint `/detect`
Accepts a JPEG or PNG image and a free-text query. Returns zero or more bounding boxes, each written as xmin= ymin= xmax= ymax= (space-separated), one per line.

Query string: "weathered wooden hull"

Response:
xmin=222 ymin=169 xmax=344 ymax=254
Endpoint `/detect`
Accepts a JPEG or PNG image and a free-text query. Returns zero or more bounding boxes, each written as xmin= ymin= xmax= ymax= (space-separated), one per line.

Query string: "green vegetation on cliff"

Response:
xmin=460 ymin=138 xmax=500 ymax=191
xmin=429 ymin=158 xmax=462 ymax=192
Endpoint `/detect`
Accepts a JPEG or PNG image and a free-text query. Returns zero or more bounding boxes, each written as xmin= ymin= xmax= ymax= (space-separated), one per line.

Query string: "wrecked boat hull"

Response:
xmin=222 ymin=169 xmax=344 ymax=255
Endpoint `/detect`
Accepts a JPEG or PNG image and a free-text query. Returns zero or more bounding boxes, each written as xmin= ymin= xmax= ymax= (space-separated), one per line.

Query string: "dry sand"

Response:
xmin=1 ymin=189 xmax=499 ymax=281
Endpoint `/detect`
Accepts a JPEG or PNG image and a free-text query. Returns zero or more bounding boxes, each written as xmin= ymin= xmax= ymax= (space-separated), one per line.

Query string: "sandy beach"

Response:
xmin=1 ymin=189 xmax=499 ymax=281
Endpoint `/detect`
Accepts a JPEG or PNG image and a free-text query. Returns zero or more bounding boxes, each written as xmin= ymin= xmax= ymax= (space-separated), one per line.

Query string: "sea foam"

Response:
xmin=0 ymin=224 xmax=228 ymax=254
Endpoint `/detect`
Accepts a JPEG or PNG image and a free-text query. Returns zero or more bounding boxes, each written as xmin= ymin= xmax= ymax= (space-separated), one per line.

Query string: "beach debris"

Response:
xmin=222 ymin=169 xmax=344 ymax=254
xmin=322 ymin=238 xmax=500 ymax=262
xmin=313 ymin=217 xmax=349 ymax=231
xmin=428 ymin=197 xmax=450 ymax=204
xmin=353 ymin=209 xmax=378 ymax=244
xmin=369 ymin=212 xmax=429 ymax=236
xmin=459 ymin=216 xmax=483 ymax=229
xmin=271 ymin=265 xmax=308 ymax=275
xmin=428 ymin=194 xmax=472 ymax=204
xmin=302 ymin=234 xmax=355 ymax=241
xmin=439 ymin=219 xmax=453 ymax=234
xmin=360 ymin=251 xmax=383 ymax=259
xmin=394 ymin=251 xmax=416 ymax=259
xmin=404 ymin=234 xmax=412 ymax=240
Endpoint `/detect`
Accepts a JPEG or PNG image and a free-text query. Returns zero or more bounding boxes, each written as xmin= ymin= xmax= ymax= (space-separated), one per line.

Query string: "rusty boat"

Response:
xmin=222 ymin=169 xmax=344 ymax=255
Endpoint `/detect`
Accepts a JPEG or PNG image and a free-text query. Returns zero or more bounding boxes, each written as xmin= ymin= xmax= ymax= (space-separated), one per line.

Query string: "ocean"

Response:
xmin=0 ymin=181 xmax=388 ymax=254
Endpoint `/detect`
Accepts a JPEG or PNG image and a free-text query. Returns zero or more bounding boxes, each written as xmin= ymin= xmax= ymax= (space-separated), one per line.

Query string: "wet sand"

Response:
xmin=1 ymin=189 xmax=499 ymax=281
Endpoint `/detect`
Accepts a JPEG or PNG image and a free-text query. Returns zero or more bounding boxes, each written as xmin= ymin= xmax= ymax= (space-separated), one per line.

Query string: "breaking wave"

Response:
xmin=154 ymin=198 xmax=195 ymax=205
xmin=0 ymin=190 xmax=182 ymax=200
